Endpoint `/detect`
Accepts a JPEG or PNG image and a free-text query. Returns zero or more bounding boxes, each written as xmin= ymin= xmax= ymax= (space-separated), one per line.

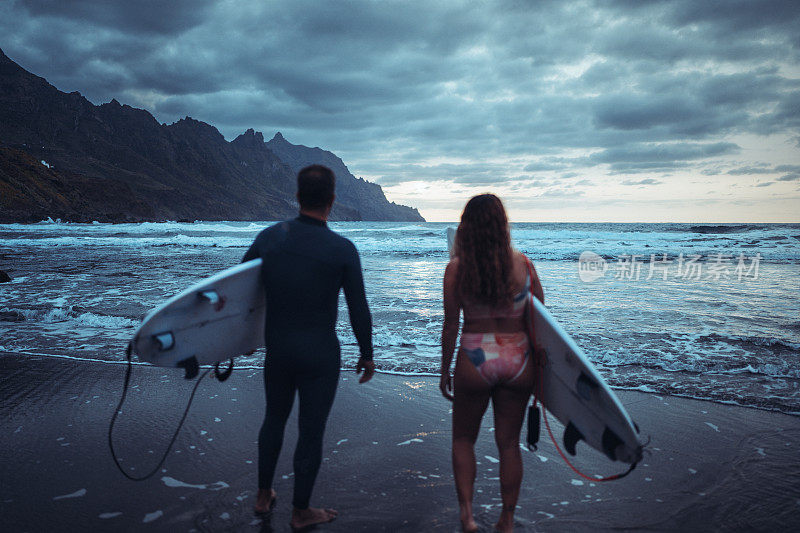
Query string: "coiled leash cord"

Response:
xmin=108 ymin=345 xmax=210 ymax=481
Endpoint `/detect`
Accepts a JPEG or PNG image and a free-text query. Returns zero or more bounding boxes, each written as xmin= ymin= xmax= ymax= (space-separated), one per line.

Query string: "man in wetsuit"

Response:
xmin=242 ymin=164 xmax=374 ymax=529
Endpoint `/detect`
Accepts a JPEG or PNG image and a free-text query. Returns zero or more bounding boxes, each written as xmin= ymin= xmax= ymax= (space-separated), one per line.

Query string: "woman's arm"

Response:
xmin=519 ymin=251 xmax=544 ymax=304
xmin=530 ymin=261 xmax=544 ymax=304
xmin=440 ymin=259 xmax=461 ymax=400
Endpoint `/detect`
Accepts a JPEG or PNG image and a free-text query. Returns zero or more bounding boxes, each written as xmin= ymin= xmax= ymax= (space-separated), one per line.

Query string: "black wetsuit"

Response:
xmin=242 ymin=214 xmax=372 ymax=509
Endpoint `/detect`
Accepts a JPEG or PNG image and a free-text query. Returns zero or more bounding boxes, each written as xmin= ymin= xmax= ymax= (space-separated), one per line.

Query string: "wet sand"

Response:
xmin=1 ymin=351 xmax=799 ymax=532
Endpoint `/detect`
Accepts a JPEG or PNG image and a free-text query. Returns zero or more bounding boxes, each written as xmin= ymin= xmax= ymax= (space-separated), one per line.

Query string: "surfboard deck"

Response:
xmin=131 ymin=259 xmax=265 ymax=371
xmin=446 ymin=228 xmax=642 ymax=464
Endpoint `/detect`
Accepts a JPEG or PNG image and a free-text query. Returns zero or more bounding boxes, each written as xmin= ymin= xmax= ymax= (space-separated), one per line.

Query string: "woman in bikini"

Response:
xmin=440 ymin=194 xmax=544 ymax=533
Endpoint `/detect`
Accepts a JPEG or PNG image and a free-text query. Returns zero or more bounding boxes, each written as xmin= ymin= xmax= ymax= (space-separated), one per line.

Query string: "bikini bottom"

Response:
xmin=460 ymin=332 xmax=529 ymax=386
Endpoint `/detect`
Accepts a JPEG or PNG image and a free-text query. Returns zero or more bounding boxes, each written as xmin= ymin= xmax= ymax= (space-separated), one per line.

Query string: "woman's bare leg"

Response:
xmin=452 ymin=351 xmax=491 ymax=532
xmin=491 ymin=358 xmax=534 ymax=532
xmin=254 ymin=488 xmax=277 ymax=514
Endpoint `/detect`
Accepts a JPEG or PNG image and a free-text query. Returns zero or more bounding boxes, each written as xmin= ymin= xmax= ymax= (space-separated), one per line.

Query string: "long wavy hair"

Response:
xmin=455 ymin=194 xmax=514 ymax=306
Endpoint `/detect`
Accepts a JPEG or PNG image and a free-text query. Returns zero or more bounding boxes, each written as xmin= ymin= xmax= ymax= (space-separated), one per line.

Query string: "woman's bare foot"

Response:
xmin=459 ymin=506 xmax=478 ymax=533
xmin=254 ymin=488 xmax=277 ymax=514
xmin=290 ymin=507 xmax=337 ymax=530
xmin=494 ymin=510 xmax=514 ymax=532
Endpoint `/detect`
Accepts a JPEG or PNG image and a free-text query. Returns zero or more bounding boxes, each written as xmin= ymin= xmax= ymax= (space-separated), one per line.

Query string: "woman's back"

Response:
xmin=459 ymin=251 xmax=533 ymax=334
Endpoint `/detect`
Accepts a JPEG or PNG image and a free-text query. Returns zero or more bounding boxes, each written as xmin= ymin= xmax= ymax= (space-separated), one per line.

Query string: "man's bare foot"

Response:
xmin=254 ymin=488 xmax=277 ymax=514
xmin=290 ymin=507 xmax=337 ymax=530
xmin=459 ymin=506 xmax=478 ymax=533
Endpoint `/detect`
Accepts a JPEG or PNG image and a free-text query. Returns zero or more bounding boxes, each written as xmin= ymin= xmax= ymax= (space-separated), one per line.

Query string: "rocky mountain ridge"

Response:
xmin=0 ymin=48 xmax=423 ymax=223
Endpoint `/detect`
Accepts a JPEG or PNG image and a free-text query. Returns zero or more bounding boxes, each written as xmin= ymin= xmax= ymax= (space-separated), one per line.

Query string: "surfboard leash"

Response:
xmin=108 ymin=343 xmax=211 ymax=481
xmin=540 ymin=399 xmax=638 ymax=482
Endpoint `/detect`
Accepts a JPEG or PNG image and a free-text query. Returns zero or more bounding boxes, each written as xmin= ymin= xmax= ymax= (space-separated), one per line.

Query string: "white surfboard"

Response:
xmin=447 ymin=227 xmax=642 ymax=464
xmin=131 ymin=259 xmax=265 ymax=375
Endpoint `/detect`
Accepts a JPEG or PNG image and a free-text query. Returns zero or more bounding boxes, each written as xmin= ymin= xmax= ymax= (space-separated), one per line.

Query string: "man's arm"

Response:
xmin=342 ymin=242 xmax=374 ymax=383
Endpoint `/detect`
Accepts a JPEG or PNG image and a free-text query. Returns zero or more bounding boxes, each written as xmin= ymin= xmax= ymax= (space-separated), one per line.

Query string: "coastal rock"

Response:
xmin=266 ymin=133 xmax=425 ymax=222
xmin=0 ymin=270 xmax=10 ymax=283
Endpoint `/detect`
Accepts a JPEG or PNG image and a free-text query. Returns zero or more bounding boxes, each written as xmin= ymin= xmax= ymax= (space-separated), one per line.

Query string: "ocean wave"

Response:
xmin=699 ymin=333 xmax=800 ymax=354
xmin=0 ymin=235 xmax=253 ymax=248
xmin=331 ymin=224 xmax=430 ymax=234
xmin=2 ymin=306 xmax=138 ymax=329
xmin=688 ymin=224 xmax=765 ymax=234
xmin=3 ymin=221 xmax=799 ymax=262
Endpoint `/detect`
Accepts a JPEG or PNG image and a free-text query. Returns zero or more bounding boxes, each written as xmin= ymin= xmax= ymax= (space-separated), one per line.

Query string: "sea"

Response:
xmin=1 ymin=220 xmax=799 ymax=415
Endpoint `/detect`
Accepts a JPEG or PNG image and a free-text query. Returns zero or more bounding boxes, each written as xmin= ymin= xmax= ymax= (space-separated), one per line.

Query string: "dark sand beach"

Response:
xmin=2 ymin=352 xmax=799 ymax=532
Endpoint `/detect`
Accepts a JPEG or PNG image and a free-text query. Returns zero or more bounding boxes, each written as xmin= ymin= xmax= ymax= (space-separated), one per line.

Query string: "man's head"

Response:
xmin=297 ymin=165 xmax=336 ymax=213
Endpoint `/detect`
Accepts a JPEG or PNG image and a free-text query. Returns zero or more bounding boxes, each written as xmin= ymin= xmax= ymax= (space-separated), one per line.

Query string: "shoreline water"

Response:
xmin=6 ymin=348 xmax=800 ymax=420
xmin=2 ymin=351 xmax=800 ymax=532
xmin=2 ymin=220 xmax=799 ymax=422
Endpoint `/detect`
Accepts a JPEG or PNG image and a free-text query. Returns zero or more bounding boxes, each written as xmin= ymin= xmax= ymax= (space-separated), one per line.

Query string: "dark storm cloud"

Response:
xmin=18 ymin=0 xmax=215 ymax=34
xmin=589 ymin=142 xmax=740 ymax=167
xmin=668 ymin=0 xmax=800 ymax=33
xmin=727 ymin=166 xmax=774 ymax=175
xmin=1 ymin=0 xmax=798 ymax=191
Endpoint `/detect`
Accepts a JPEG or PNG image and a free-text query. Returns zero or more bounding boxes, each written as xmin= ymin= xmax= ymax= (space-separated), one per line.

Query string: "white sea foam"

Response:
xmin=397 ymin=438 xmax=423 ymax=446
xmin=161 ymin=476 xmax=229 ymax=490
xmin=53 ymin=488 xmax=86 ymax=500
xmin=4 ymin=306 xmax=138 ymax=328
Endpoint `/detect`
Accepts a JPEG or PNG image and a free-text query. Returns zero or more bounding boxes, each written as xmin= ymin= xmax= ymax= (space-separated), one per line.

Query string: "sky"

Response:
xmin=2 ymin=0 xmax=799 ymax=222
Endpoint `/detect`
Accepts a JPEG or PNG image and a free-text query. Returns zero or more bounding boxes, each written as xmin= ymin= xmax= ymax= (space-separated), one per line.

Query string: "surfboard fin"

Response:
xmin=602 ymin=426 xmax=624 ymax=461
xmin=563 ymin=421 xmax=584 ymax=456
xmin=198 ymin=290 xmax=220 ymax=305
xmin=177 ymin=356 xmax=199 ymax=380
xmin=214 ymin=358 xmax=234 ymax=382
xmin=153 ymin=332 xmax=175 ymax=351
xmin=198 ymin=290 xmax=225 ymax=311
